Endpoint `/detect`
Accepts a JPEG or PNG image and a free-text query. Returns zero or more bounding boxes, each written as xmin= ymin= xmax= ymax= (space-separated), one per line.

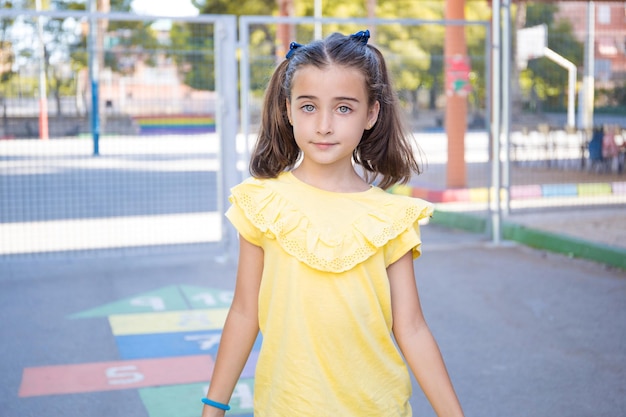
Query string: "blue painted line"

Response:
xmin=541 ymin=183 xmax=579 ymax=197
xmin=116 ymin=330 xmax=262 ymax=359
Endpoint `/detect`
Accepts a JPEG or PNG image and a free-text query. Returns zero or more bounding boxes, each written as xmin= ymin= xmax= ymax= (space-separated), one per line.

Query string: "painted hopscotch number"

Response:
xmin=193 ymin=291 xmax=233 ymax=307
xmin=130 ymin=296 xmax=166 ymax=311
xmin=106 ymin=365 xmax=145 ymax=385
xmin=19 ymin=286 xmax=257 ymax=416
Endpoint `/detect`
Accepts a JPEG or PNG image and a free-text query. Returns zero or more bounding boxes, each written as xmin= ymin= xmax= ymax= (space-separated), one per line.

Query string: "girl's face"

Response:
xmin=286 ymin=64 xmax=379 ymax=172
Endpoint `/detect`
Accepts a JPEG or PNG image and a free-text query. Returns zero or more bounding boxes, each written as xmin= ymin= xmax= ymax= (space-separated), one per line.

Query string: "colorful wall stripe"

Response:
xmin=134 ymin=115 xmax=216 ymax=135
xmin=395 ymin=181 xmax=626 ymax=203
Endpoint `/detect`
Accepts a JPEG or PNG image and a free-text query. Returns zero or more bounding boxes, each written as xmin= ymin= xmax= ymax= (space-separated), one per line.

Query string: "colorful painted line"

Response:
xmin=70 ymin=285 xmax=234 ymax=318
xmin=19 ymin=352 xmax=258 ymax=398
xmin=134 ymin=115 xmax=216 ymax=135
xmin=140 ymin=379 xmax=254 ymax=417
xmin=19 ymin=355 xmax=213 ymax=397
xmin=392 ymin=181 xmax=626 ymax=203
xmin=108 ymin=308 xmax=230 ymax=335
xmin=430 ymin=209 xmax=626 ymax=270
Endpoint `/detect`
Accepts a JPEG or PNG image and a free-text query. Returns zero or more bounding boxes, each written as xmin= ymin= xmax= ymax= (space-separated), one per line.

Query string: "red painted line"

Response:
xmin=19 ymin=355 xmax=214 ymax=397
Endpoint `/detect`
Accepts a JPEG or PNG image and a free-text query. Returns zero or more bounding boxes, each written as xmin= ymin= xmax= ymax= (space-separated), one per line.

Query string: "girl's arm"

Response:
xmin=201 ymin=236 xmax=264 ymax=417
xmin=388 ymin=251 xmax=464 ymax=417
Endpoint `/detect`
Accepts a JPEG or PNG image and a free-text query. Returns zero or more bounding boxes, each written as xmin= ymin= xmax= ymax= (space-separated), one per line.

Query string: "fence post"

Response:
xmin=490 ymin=0 xmax=502 ymax=244
xmin=215 ymin=16 xmax=240 ymax=262
xmin=88 ymin=0 xmax=100 ymax=156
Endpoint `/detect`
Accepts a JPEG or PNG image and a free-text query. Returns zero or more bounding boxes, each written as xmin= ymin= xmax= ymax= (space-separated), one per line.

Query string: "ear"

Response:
xmin=366 ymin=100 xmax=380 ymax=130
xmin=286 ymin=98 xmax=293 ymax=125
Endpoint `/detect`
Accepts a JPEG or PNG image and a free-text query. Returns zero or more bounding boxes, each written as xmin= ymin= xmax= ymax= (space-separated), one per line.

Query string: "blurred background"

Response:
xmin=1 ymin=2 xmax=625 ymax=417
xmin=0 ymin=0 xmax=624 ymax=259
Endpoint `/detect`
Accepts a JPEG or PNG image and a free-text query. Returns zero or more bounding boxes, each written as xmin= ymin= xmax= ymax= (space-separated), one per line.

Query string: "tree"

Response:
xmin=104 ymin=0 xmax=161 ymax=74
xmin=1 ymin=1 xmax=18 ymax=134
xmin=170 ymin=0 xmax=277 ymax=92
xmin=39 ymin=1 xmax=86 ymax=117
xmin=169 ymin=20 xmax=215 ymax=91
xmin=2 ymin=0 xmax=161 ymax=117
xmin=167 ymin=0 xmax=491 ymax=115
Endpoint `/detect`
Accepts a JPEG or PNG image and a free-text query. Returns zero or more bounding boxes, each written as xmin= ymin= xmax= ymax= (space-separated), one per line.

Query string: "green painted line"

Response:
xmin=502 ymin=223 xmax=626 ymax=270
xmin=70 ymin=285 xmax=234 ymax=319
xmin=140 ymin=379 xmax=254 ymax=417
xmin=69 ymin=285 xmax=190 ymax=318
xmin=431 ymin=209 xmax=626 ymax=270
xmin=430 ymin=209 xmax=487 ymax=234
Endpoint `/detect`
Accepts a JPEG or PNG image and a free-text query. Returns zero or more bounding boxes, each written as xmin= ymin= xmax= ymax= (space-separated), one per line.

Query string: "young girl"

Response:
xmin=201 ymin=30 xmax=464 ymax=417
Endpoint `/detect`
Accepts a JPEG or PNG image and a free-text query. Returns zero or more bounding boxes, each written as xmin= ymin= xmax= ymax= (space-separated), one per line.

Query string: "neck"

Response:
xmin=292 ymin=164 xmax=369 ymax=193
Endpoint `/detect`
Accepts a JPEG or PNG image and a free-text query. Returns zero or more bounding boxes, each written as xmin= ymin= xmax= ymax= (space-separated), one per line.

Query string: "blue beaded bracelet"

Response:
xmin=201 ymin=397 xmax=231 ymax=411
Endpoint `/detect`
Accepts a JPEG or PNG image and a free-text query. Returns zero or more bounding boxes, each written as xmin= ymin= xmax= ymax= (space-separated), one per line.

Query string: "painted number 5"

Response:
xmin=106 ymin=365 xmax=144 ymax=385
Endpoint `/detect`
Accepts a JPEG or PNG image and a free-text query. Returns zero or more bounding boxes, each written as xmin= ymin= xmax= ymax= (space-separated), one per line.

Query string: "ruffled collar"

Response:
xmin=229 ymin=172 xmax=432 ymax=272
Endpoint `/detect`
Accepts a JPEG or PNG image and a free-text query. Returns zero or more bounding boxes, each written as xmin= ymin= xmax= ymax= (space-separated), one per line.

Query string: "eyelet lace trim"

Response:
xmin=230 ymin=178 xmax=433 ymax=273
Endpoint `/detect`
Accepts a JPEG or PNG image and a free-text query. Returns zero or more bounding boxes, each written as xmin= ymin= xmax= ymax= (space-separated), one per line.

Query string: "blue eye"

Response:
xmin=302 ymin=104 xmax=315 ymax=112
xmin=338 ymin=106 xmax=351 ymax=114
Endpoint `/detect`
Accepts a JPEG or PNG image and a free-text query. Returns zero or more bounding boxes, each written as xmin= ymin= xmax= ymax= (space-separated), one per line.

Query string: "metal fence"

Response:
xmin=0 ymin=10 xmax=238 ymax=259
xmin=0 ymin=9 xmax=625 ymax=260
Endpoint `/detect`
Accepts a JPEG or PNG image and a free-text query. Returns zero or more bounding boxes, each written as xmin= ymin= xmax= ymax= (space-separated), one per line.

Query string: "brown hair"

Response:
xmin=249 ymin=31 xmax=423 ymax=190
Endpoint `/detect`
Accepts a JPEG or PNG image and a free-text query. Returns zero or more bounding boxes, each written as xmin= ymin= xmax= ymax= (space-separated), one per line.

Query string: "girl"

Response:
xmin=201 ymin=30 xmax=464 ymax=417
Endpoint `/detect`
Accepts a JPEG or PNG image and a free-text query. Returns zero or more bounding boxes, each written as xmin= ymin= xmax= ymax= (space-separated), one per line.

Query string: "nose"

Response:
xmin=316 ymin=111 xmax=333 ymax=135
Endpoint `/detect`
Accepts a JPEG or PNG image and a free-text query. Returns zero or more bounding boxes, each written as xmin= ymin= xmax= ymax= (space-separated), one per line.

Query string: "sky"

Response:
xmin=131 ymin=0 xmax=199 ymax=17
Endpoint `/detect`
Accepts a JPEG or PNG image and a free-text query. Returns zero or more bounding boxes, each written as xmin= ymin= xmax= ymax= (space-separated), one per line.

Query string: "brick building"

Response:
xmin=556 ymin=1 xmax=626 ymax=86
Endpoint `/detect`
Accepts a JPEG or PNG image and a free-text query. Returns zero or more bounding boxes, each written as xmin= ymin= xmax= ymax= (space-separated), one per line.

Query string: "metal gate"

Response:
xmin=237 ymin=15 xmax=494 ymax=229
xmin=1 ymin=12 xmax=495 ymax=261
xmin=0 ymin=10 xmax=238 ymax=260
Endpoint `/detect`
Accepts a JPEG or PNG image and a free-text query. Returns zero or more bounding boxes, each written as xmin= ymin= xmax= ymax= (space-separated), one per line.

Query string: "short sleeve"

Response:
xmin=225 ymin=174 xmax=432 ymax=272
xmin=225 ymin=200 xmax=263 ymax=246
xmin=384 ymin=220 xmax=424 ymax=266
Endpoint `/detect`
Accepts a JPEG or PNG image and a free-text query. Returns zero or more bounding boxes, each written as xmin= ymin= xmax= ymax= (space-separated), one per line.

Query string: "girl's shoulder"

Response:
xmin=228 ymin=173 xmax=433 ymax=272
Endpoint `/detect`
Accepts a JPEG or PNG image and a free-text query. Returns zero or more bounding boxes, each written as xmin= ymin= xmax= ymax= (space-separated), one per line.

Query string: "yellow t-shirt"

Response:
xmin=225 ymin=171 xmax=433 ymax=417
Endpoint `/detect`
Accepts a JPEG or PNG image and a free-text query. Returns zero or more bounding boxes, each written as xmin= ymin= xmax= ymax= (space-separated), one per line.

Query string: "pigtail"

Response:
xmin=355 ymin=46 xmax=423 ymax=189
xmin=249 ymin=60 xmax=300 ymax=178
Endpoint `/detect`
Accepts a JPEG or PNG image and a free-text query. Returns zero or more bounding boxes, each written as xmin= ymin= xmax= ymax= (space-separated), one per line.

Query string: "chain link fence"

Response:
xmin=1 ymin=7 xmax=625 ymax=260
xmin=0 ymin=10 xmax=238 ymax=259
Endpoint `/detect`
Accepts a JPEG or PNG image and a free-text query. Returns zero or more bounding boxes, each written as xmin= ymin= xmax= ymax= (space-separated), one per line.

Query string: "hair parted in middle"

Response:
xmin=249 ymin=30 xmax=423 ymax=190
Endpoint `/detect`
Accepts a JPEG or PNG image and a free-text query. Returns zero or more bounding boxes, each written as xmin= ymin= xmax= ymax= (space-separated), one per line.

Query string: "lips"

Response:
xmin=312 ymin=142 xmax=336 ymax=149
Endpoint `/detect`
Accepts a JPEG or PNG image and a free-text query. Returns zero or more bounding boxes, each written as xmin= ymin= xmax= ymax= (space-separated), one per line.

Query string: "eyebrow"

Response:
xmin=294 ymin=95 xmax=361 ymax=103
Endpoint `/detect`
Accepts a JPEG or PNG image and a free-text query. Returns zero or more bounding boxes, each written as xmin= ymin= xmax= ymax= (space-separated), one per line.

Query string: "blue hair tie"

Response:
xmin=350 ymin=29 xmax=370 ymax=45
xmin=286 ymin=41 xmax=303 ymax=59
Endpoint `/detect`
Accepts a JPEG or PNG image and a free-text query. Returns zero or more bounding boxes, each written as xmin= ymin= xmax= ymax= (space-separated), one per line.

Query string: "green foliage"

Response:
xmin=170 ymin=0 xmax=277 ymax=92
xmin=0 ymin=0 xmax=163 ymax=115
xmin=596 ymin=84 xmax=626 ymax=113
xmin=104 ymin=23 xmax=161 ymax=73
xmin=187 ymin=0 xmax=491 ymax=113
xmin=166 ymin=0 xmax=492 ymax=112
xmin=0 ymin=1 xmax=17 ymax=94
xmin=2 ymin=0 xmax=495 ymax=116
xmin=170 ymin=22 xmax=215 ymax=91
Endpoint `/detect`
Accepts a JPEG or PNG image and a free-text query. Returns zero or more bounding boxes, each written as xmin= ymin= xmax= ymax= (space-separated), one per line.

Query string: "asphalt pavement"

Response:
xmin=1 ymin=222 xmax=625 ymax=417
xmin=1 ymin=133 xmax=625 ymax=416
